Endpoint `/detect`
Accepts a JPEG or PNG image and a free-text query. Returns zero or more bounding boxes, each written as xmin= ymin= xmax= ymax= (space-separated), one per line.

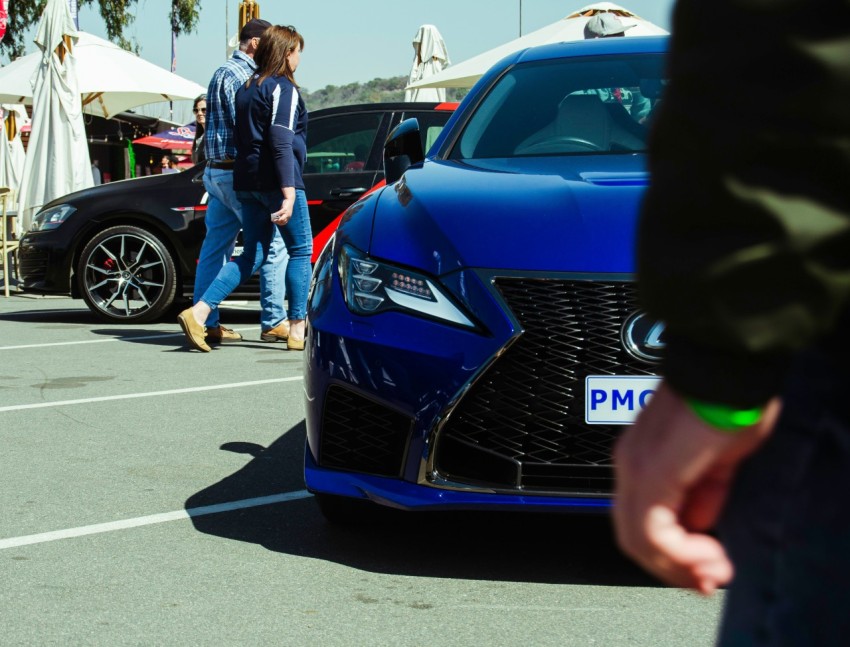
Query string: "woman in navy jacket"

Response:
xmin=178 ymin=25 xmax=311 ymax=351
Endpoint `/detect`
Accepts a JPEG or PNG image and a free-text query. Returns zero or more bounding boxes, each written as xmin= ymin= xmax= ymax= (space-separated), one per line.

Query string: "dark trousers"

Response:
xmin=717 ymin=343 xmax=850 ymax=646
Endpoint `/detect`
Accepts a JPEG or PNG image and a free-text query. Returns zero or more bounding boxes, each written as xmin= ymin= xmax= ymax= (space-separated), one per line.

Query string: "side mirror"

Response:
xmin=383 ymin=118 xmax=424 ymax=185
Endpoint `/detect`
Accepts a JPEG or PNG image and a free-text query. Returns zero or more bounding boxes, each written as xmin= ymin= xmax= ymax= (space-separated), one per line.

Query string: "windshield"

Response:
xmin=450 ymin=54 xmax=667 ymax=159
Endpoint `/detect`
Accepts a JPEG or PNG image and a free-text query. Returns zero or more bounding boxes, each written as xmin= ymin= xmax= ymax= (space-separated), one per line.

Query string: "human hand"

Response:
xmin=271 ymin=187 xmax=296 ymax=225
xmin=613 ymin=381 xmax=780 ymax=595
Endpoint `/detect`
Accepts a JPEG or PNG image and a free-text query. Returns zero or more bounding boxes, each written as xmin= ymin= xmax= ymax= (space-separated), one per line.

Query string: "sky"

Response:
xmin=7 ymin=0 xmax=677 ymax=123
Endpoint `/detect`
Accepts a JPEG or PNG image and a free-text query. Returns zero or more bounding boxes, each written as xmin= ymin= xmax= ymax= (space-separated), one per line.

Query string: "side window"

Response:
xmin=306 ymin=113 xmax=383 ymax=174
xmin=401 ymin=110 xmax=454 ymax=154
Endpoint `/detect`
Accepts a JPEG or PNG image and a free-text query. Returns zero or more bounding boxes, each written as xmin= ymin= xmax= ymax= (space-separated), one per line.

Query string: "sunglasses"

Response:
xmin=193 ymin=107 xmax=207 ymax=114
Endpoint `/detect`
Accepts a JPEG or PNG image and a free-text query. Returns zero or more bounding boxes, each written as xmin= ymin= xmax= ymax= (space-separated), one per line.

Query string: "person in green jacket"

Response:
xmin=613 ymin=0 xmax=850 ymax=644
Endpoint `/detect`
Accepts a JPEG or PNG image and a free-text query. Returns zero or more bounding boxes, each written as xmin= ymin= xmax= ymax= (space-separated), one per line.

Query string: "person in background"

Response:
xmin=344 ymin=144 xmax=368 ymax=172
xmin=583 ymin=13 xmax=651 ymax=123
xmin=178 ymin=25 xmax=310 ymax=352
xmin=178 ymin=18 xmax=288 ymax=351
xmin=91 ymin=159 xmax=102 ymax=185
xmin=613 ymin=0 xmax=850 ymax=644
xmin=191 ymin=94 xmax=207 ymax=165
xmin=160 ymin=154 xmax=179 ymax=174
xmin=584 ymin=11 xmax=634 ymax=38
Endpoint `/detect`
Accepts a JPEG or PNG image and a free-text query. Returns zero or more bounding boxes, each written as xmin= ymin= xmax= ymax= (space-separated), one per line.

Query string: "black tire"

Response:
xmin=77 ymin=225 xmax=177 ymax=323
xmin=315 ymin=493 xmax=384 ymax=525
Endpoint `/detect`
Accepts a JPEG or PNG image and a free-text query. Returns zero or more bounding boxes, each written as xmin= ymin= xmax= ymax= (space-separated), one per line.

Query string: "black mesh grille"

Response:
xmin=18 ymin=248 xmax=50 ymax=284
xmin=435 ymin=278 xmax=658 ymax=494
xmin=320 ymin=385 xmax=411 ymax=478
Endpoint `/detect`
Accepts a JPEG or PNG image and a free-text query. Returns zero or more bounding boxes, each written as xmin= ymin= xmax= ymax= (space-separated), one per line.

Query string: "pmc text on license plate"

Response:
xmin=585 ymin=376 xmax=661 ymax=425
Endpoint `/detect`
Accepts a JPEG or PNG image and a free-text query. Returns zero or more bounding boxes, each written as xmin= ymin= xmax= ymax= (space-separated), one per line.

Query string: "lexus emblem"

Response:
xmin=621 ymin=312 xmax=665 ymax=363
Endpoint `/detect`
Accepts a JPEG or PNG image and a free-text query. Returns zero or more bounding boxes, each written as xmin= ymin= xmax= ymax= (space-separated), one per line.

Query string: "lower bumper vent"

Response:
xmin=319 ymin=385 xmax=411 ymax=478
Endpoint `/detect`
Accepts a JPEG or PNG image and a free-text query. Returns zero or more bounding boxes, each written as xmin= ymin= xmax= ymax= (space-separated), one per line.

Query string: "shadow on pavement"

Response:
xmin=88 ymin=328 xmax=189 ymax=348
xmin=85 ymin=328 xmax=297 ymax=353
xmin=185 ymin=423 xmax=659 ymax=588
xmin=0 ymin=299 xmax=281 ymax=351
xmin=0 ymin=298 xmax=260 ymax=326
xmin=0 ymin=307 xmax=102 ymax=325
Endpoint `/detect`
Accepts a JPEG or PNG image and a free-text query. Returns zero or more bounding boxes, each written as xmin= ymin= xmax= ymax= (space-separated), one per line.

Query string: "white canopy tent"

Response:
xmin=16 ymin=0 xmax=92 ymax=233
xmin=404 ymin=25 xmax=451 ymax=103
xmin=0 ymin=31 xmax=205 ymax=119
xmin=406 ymin=3 xmax=668 ymax=91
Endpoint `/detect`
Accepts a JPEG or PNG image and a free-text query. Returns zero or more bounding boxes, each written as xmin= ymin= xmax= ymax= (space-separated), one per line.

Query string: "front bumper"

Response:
xmin=304 ymin=451 xmax=612 ymax=513
xmin=18 ymin=233 xmax=75 ymax=295
xmin=305 ymin=255 xmax=656 ymax=512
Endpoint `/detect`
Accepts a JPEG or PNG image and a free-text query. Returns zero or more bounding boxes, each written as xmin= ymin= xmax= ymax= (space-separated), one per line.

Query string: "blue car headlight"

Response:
xmin=30 ymin=204 xmax=76 ymax=231
xmin=338 ymin=243 xmax=474 ymax=328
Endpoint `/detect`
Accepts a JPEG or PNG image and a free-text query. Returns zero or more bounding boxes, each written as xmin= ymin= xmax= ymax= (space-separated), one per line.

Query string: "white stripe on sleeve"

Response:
xmin=271 ymin=84 xmax=281 ymax=128
xmin=287 ymin=88 xmax=299 ymax=131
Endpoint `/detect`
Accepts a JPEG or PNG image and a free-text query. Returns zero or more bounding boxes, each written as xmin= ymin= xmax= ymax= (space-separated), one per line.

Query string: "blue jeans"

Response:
xmin=200 ymin=189 xmax=312 ymax=320
xmin=716 ymin=343 xmax=850 ymax=646
xmin=194 ymin=167 xmax=288 ymax=330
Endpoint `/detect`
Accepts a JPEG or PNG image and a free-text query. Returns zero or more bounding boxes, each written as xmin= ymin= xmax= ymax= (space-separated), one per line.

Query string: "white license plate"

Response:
xmin=585 ymin=376 xmax=661 ymax=425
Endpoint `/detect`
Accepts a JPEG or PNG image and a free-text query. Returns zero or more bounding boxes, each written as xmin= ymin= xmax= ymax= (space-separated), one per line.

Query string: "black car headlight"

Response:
xmin=338 ymin=243 xmax=474 ymax=328
xmin=30 ymin=204 xmax=76 ymax=231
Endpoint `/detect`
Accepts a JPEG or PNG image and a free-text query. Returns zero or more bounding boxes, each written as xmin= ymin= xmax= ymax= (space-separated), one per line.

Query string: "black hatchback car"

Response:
xmin=18 ymin=102 xmax=456 ymax=322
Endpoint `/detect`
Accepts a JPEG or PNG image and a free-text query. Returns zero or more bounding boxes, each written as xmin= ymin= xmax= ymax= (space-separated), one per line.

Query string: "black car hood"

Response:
xmin=42 ymin=171 xmax=196 ymax=211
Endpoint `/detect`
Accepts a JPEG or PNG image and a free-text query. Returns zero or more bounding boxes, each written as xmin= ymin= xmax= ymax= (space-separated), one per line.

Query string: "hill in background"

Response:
xmin=301 ymin=76 xmax=467 ymax=111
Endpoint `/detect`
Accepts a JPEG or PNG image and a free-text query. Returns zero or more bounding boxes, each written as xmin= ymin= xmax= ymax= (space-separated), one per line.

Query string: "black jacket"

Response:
xmin=234 ymin=74 xmax=308 ymax=192
xmin=638 ymin=0 xmax=850 ymax=407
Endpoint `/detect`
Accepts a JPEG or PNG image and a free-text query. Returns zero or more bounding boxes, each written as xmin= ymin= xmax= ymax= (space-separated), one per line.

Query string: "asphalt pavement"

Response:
xmin=0 ymin=293 xmax=724 ymax=646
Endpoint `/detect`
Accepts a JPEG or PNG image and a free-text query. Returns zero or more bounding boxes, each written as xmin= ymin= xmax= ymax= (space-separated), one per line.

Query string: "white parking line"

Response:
xmin=0 ymin=327 xmax=256 ymax=351
xmin=0 ymin=377 xmax=303 ymax=413
xmin=0 ymin=490 xmax=313 ymax=550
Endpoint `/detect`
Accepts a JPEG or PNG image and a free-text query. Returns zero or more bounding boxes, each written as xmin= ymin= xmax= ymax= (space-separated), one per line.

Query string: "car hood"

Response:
xmin=370 ymin=156 xmax=649 ymax=276
xmin=42 ymin=172 xmax=189 ymax=210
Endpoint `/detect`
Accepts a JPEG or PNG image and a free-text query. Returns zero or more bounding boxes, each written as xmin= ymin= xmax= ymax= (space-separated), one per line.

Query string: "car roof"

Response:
xmin=515 ymin=35 xmax=669 ymax=66
xmin=309 ymin=102 xmax=458 ymax=118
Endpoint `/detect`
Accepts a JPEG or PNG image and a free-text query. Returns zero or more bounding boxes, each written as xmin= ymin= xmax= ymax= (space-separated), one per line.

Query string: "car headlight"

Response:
xmin=338 ymin=244 xmax=474 ymax=328
xmin=30 ymin=204 xmax=76 ymax=231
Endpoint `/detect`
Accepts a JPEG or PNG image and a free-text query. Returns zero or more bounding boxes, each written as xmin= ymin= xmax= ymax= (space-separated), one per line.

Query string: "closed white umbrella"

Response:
xmin=406 ymin=3 xmax=668 ymax=91
xmin=0 ymin=104 xmax=28 ymax=211
xmin=0 ymin=125 xmax=12 ymax=202
xmin=16 ymin=0 xmax=92 ymax=233
xmin=0 ymin=31 xmax=205 ymax=119
xmin=404 ymin=25 xmax=451 ymax=102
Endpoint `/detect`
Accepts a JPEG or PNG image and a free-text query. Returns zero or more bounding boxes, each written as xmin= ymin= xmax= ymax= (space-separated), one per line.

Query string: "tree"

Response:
xmin=0 ymin=0 xmax=201 ymax=60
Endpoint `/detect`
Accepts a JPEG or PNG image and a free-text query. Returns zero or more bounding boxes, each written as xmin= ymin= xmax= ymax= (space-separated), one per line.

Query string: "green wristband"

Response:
xmin=686 ymin=399 xmax=764 ymax=434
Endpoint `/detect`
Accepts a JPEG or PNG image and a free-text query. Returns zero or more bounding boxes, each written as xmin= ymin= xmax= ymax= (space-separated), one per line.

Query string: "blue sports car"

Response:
xmin=304 ymin=36 xmax=668 ymax=521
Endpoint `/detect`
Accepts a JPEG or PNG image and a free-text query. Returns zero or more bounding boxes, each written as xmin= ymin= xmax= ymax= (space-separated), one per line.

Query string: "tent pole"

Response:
xmin=519 ymin=0 xmax=522 ymax=37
